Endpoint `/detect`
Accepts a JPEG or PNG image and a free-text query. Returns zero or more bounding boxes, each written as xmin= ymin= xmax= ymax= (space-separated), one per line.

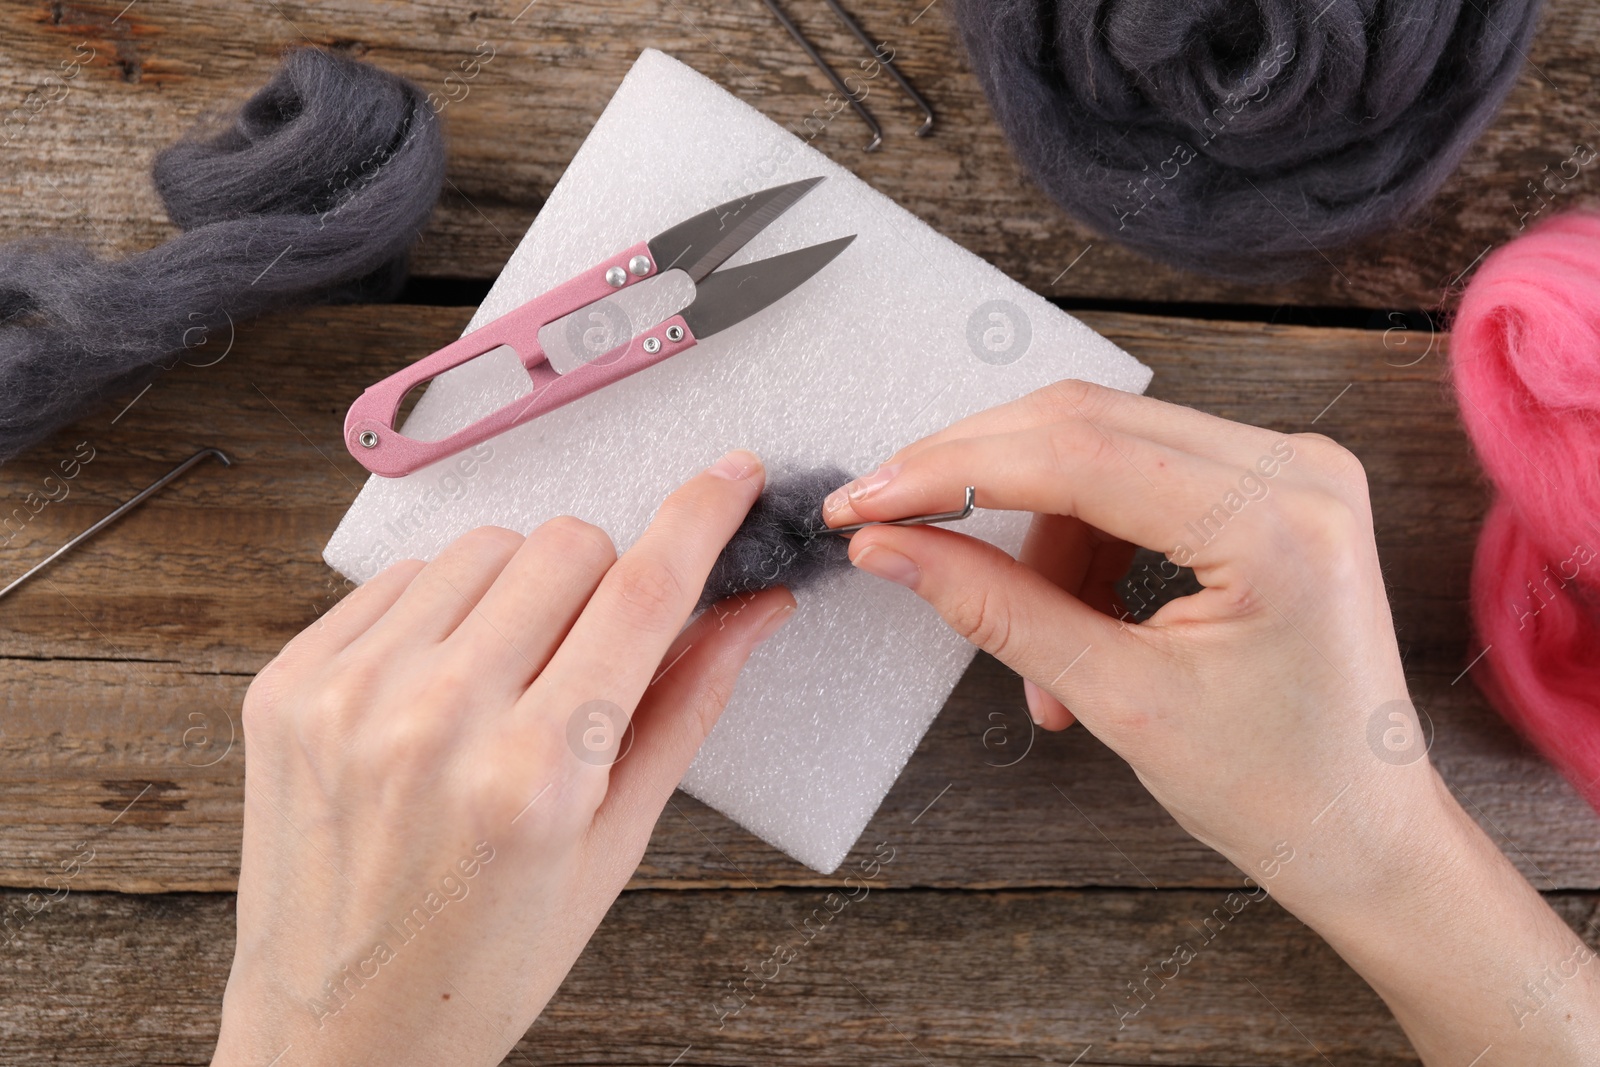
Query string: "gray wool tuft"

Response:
xmin=0 ymin=46 xmax=445 ymax=460
xmin=698 ymin=467 xmax=855 ymax=611
xmin=948 ymin=0 xmax=1543 ymax=279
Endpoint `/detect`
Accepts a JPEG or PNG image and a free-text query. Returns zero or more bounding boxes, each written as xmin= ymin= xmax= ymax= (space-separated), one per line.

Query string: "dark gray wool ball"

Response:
xmin=949 ymin=0 xmax=1543 ymax=279
xmin=0 ymin=46 xmax=445 ymax=460
xmin=697 ymin=466 xmax=855 ymax=610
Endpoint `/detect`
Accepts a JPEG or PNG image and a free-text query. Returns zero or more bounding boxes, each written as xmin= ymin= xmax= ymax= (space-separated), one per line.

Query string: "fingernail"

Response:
xmin=753 ymin=601 xmax=795 ymax=645
xmin=1022 ymin=678 xmax=1048 ymax=725
xmin=852 ymin=544 xmax=921 ymax=589
xmin=848 ymin=463 xmax=901 ymax=502
xmin=825 ymin=463 xmax=901 ymax=516
xmin=708 ymin=449 xmax=762 ymax=481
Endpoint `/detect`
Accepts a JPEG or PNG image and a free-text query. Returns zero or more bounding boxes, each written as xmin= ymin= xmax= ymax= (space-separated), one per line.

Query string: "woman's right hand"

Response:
xmin=824 ymin=378 xmax=1418 ymax=877
xmin=821 ymin=380 xmax=1600 ymax=1065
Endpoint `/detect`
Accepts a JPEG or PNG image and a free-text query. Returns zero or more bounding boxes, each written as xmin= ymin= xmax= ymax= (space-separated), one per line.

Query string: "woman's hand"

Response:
xmin=823 ymin=380 xmax=1600 ymax=1065
xmin=825 ymin=379 xmax=1411 ymax=868
xmin=212 ymin=450 xmax=794 ymax=1067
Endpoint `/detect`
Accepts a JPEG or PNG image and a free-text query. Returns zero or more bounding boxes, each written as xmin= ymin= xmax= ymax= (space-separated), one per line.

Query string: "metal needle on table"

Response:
xmin=0 ymin=448 xmax=232 ymax=603
xmin=761 ymin=0 xmax=885 ymax=152
xmin=822 ymin=0 xmax=935 ymax=136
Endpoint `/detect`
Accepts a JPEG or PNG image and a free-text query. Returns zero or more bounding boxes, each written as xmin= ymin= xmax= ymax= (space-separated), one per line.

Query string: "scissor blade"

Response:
xmin=648 ymin=177 xmax=826 ymax=283
xmin=680 ymin=235 xmax=855 ymax=339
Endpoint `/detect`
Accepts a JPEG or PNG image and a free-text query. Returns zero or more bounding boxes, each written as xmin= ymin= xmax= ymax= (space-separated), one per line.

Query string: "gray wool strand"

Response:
xmin=949 ymin=0 xmax=1543 ymax=279
xmin=0 ymin=47 xmax=445 ymax=460
xmin=698 ymin=467 xmax=854 ymax=610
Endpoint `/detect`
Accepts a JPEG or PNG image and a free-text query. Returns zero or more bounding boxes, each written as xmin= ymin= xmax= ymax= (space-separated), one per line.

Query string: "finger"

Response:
xmin=280 ymin=558 xmax=425 ymax=664
xmin=1079 ymin=538 xmax=1139 ymax=619
xmin=1017 ymin=513 xmax=1135 ymax=618
xmin=1015 ymin=513 xmax=1095 ymax=731
xmin=873 ymin=380 xmax=1282 ymax=471
xmin=1015 ymin=518 xmax=1134 ymax=729
xmin=1017 ymin=512 xmax=1097 ymax=594
xmin=1023 ymin=677 xmax=1075 ymax=731
xmin=826 ymin=422 xmax=1242 ymax=562
xmin=584 ymin=586 xmax=796 ymax=864
xmin=846 ymin=523 xmax=1143 ymax=719
xmin=444 ymin=516 xmax=617 ymax=695
xmin=530 ymin=450 xmax=766 ymax=723
xmin=357 ymin=526 xmax=526 ymax=651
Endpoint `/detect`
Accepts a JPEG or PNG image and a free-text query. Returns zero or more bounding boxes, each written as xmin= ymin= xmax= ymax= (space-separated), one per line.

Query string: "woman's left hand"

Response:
xmin=212 ymin=450 xmax=794 ymax=1067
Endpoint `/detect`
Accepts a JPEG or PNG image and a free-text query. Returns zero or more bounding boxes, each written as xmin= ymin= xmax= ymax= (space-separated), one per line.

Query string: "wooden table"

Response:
xmin=3 ymin=2 xmax=1598 ymax=1063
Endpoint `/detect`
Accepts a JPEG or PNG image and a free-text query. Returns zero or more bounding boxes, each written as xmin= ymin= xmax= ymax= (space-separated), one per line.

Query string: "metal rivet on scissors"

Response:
xmin=345 ymin=177 xmax=856 ymax=478
xmin=828 ymin=486 xmax=977 ymax=535
xmin=0 ymin=448 xmax=231 ymax=603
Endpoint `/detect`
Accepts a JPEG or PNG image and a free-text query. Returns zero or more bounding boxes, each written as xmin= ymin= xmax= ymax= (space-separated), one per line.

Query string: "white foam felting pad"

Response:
xmin=324 ymin=49 xmax=1151 ymax=873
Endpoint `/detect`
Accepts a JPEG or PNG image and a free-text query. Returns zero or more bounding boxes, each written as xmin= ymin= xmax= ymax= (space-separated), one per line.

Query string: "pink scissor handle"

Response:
xmin=344 ymin=240 xmax=698 ymax=477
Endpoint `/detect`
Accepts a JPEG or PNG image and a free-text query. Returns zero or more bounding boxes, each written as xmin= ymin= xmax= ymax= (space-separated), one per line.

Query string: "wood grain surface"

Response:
xmin=14 ymin=885 xmax=1600 ymax=1066
xmin=2 ymin=305 xmax=1594 ymax=897
xmin=2 ymin=0 xmax=1598 ymax=306
xmin=7 ymin=6 xmax=1600 ymax=1052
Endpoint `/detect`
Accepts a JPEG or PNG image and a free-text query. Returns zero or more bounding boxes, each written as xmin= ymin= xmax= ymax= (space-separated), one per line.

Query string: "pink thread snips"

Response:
xmin=344 ymin=177 xmax=854 ymax=477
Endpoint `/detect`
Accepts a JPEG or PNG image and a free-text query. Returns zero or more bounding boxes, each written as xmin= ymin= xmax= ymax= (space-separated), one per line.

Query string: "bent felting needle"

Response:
xmin=827 ymin=486 xmax=977 ymax=534
xmin=759 ymin=0 xmax=935 ymax=151
xmin=0 ymin=448 xmax=231 ymax=603
xmin=820 ymin=0 xmax=935 ymax=137
xmin=345 ymin=177 xmax=855 ymax=478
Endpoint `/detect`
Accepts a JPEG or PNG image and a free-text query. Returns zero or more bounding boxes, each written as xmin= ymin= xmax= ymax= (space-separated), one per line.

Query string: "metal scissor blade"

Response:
xmin=680 ymin=234 xmax=855 ymax=339
xmin=648 ymin=177 xmax=826 ymax=283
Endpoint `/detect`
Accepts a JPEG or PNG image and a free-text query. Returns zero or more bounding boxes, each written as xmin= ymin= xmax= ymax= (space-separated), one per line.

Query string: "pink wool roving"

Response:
xmin=1451 ymin=211 xmax=1600 ymax=809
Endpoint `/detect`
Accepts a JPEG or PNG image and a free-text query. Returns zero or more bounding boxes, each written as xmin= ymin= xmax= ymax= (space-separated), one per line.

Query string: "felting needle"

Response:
xmin=0 ymin=448 xmax=231 ymax=603
xmin=760 ymin=0 xmax=885 ymax=152
xmin=821 ymin=0 xmax=935 ymax=136
xmin=828 ymin=486 xmax=976 ymax=535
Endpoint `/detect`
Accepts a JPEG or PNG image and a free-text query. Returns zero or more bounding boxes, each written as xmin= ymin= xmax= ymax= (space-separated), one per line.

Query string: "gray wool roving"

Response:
xmin=949 ymin=0 xmax=1543 ymax=279
xmin=0 ymin=47 xmax=444 ymax=460
xmin=698 ymin=467 xmax=854 ymax=610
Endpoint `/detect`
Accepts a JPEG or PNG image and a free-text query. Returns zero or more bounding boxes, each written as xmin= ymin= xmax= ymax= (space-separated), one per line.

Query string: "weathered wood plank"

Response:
xmin=24 ymin=883 xmax=1590 ymax=1065
xmin=1 ymin=0 xmax=1597 ymax=306
xmin=2 ymin=305 xmax=1595 ymax=893
xmin=0 ymin=306 xmax=1493 ymax=669
xmin=1 ymin=655 xmax=1588 ymax=893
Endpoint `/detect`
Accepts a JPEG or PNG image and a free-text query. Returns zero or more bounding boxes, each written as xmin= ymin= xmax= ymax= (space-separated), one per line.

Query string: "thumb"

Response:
xmin=846 ymin=524 xmax=1141 ymax=720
